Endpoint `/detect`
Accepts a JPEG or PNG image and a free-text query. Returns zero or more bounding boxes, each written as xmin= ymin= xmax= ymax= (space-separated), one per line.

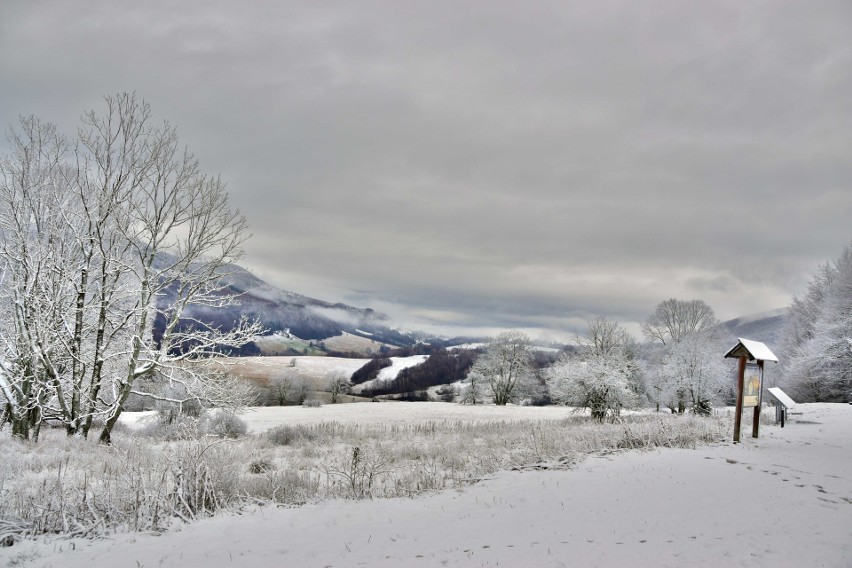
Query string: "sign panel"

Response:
xmin=766 ymin=387 xmax=795 ymax=409
xmin=743 ymin=364 xmax=762 ymax=408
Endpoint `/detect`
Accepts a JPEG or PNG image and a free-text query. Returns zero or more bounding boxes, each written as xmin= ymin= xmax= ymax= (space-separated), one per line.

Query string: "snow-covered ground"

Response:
xmin=6 ymin=403 xmax=851 ymax=567
xmin=233 ymin=400 xmax=575 ymax=432
xmin=222 ymin=355 xmax=370 ymax=386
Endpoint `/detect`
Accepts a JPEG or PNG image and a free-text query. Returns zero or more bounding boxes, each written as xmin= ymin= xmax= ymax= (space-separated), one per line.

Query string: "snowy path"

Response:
xmin=6 ymin=404 xmax=852 ymax=567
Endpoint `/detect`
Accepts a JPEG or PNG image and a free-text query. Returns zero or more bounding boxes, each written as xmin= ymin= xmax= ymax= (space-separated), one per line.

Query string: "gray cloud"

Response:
xmin=2 ymin=0 xmax=851 ymax=339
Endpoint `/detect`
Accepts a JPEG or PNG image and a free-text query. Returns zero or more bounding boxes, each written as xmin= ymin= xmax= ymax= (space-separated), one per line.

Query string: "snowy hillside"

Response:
xmin=350 ymin=355 xmax=430 ymax=394
xmin=152 ymin=260 xmax=422 ymax=351
xmin=721 ymin=307 xmax=789 ymax=351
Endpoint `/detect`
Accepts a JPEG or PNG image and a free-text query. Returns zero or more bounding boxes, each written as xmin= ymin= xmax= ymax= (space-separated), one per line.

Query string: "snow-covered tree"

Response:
xmin=270 ymin=370 xmax=298 ymax=405
xmin=781 ymin=244 xmax=852 ymax=402
xmin=641 ymin=298 xmax=729 ymax=414
xmin=641 ymin=299 xmax=719 ymax=346
xmin=458 ymin=366 xmax=486 ymax=404
xmin=547 ymin=318 xmax=640 ymax=421
xmin=464 ymin=330 xmax=536 ymax=405
xmin=0 ymin=95 xmax=263 ymax=443
xmin=656 ymin=331 xmax=730 ymax=415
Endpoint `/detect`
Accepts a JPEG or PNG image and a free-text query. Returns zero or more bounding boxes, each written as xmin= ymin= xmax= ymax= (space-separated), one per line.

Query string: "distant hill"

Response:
xmin=720 ymin=307 xmax=789 ymax=353
xmin=153 ymin=256 xmax=792 ymax=359
xmin=152 ymin=262 xmax=421 ymax=354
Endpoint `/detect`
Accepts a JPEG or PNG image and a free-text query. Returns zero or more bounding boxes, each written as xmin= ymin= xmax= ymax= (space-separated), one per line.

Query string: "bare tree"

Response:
xmin=465 ymin=331 xmax=535 ymax=405
xmin=641 ymin=298 xmax=726 ymax=413
xmin=271 ymin=370 xmax=298 ymax=405
xmin=293 ymin=377 xmax=311 ymax=405
xmin=0 ymin=94 xmax=263 ymax=443
xmin=641 ymin=299 xmax=719 ymax=346
xmin=582 ymin=315 xmax=636 ymax=358
xmin=326 ymin=371 xmax=350 ymax=404
xmin=0 ymin=116 xmax=72 ymax=440
xmin=656 ymin=331 xmax=731 ymax=414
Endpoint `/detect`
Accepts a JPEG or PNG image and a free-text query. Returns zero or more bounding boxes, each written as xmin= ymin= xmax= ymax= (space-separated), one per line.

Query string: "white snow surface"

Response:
xmin=377 ymin=355 xmax=429 ymax=381
xmin=726 ymin=337 xmax=779 ymax=362
xmin=281 ymin=355 xmax=370 ymax=376
xmin=236 ymin=400 xmax=577 ymax=432
xmin=8 ymin=403 xmax=852 ymax=567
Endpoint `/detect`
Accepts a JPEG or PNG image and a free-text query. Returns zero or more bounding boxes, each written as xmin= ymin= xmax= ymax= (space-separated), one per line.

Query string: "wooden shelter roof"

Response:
xmin=724 ymin=337 xmax=779 ymax=362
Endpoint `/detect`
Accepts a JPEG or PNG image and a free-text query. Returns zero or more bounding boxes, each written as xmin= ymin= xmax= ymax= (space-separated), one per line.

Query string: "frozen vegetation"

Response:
xmin=2 ymin=402 xmax=851 ymax=567
xmin=1 ymin=403 xmax=728 ymax=546
xmin=1 ymin=95 xmax=850 ymax=567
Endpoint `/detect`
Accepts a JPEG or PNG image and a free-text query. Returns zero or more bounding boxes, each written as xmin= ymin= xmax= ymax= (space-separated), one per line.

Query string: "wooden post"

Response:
xmin=733 ymin=356 xmax=746 ymax=443
xmin=752 ymin=360 xmax=764 ymax=438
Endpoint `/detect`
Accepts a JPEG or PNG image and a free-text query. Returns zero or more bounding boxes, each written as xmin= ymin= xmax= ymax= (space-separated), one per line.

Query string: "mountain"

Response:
xmin=720 ymin=307 xmax=789 ymax=353
xmin=153 ymin=262 xmax=420 ymax=354
xmin=155 ymin=256 xmax=792 ymax=358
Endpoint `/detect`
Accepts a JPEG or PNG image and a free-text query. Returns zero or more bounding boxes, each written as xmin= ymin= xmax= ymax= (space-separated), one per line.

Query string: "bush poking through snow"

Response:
xmin=249 ymin=460 xmax=275 ymax=474
xmin=202 ymin=412 xmax=248 ymax=439
xmin=266 ymin=424 xmax=320 ymax=446
xmin=326 ymin=446 xmax=394 ymax=499
xmin=162 ymin=438 xmax=243 ymax=520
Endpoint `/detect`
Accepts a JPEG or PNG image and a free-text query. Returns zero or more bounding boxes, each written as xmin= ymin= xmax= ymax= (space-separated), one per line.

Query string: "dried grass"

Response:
xmin=0 ymin=410 xmax=730 ymax=545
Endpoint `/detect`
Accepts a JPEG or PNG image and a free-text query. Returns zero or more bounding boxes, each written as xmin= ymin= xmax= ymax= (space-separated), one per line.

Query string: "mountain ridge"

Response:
xmin=157 ymin=258 xmax=791 ymax=357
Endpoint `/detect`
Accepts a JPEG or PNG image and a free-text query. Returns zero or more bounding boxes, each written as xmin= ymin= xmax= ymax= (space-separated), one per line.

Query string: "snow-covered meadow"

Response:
xmin=221 ymin=356 xmax=372 ymax=388
xmin=2 ymin=403 xmax=850 ymax=567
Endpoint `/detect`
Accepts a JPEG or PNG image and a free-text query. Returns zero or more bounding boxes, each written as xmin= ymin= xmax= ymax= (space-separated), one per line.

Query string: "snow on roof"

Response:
xmin=766 ymin=387 xmax=796 ymax=408
xmin=724 ymin=337 xmax=779 ymax=362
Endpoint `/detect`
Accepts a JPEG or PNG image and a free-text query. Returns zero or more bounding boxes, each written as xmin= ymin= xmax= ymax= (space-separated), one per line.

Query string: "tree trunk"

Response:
xmin=99 ymin=381 xmax=134 ymax=445
xmin=11 ymin=411 xmax=30 ymax=440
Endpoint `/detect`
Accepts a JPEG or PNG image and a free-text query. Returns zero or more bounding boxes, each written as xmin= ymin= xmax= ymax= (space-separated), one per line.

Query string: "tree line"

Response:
xmin=462 ymin=299 xmax=732 ymax=420
xmin=780 ymin=241 xmax=852 ymax=402
xmin=360 ymin=349 xmax=476 ymax=399
xmin=464 ymin=242 xmax=852 ymax=415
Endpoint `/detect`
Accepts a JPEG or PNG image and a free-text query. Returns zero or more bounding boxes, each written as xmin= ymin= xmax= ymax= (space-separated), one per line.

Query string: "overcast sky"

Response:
xmin=2 ymin=1 xmax=850 ymax=340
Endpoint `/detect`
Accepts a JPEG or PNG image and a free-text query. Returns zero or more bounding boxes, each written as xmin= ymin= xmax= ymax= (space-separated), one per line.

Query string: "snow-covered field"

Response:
xmin=239 ymin=399 xmax=576 ymax=431
xmin=6 ymin=403 xmax=850 ymax=567
xmin=119 ymin=401 xmax=588 ymax=433
xmin=222 ymin=355 xmax=370 ymax=387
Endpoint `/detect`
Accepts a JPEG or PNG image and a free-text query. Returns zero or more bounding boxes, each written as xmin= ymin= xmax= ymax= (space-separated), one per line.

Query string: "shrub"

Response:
xmin=249 ymin=460 xmax=275 ymax=474
xmin=266 ymin=424 xmax=320 ymax=446
xmin=202 ymin=412 xmax=248 ymax=438
xmin=302 ymin=399 xmax=322 ymax=408
xmin=135 ymin=415 xmax=201 ymax=441
xmin=436 ymin=385 xmax=455 ymax=402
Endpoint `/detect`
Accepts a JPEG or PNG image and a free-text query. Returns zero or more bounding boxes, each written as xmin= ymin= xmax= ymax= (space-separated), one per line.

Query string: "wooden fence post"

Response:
xmin=734 ymin=355 xmax=746 ymax=443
